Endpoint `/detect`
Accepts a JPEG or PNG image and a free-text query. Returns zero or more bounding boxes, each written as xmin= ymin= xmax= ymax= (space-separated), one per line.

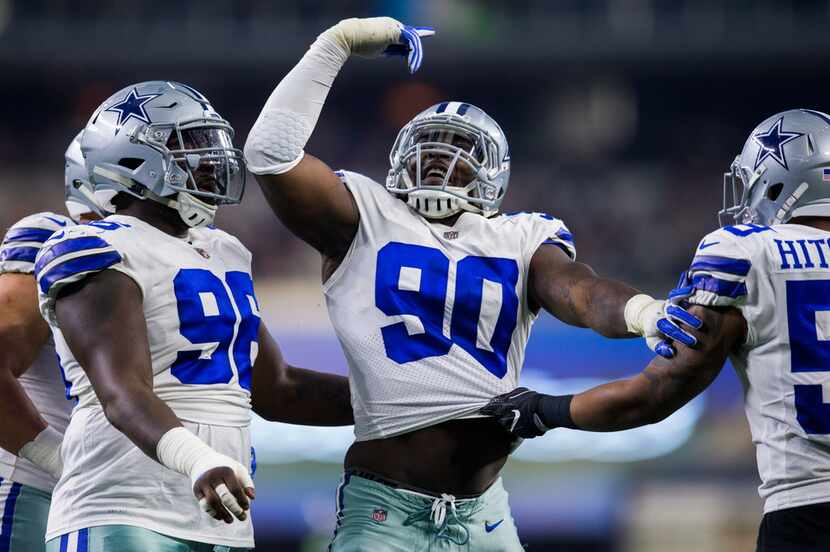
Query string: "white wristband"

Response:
xmin=156 ymin=427 xmax=217 ymax=484
xmin=623 ymin=293 xmax=659 ymax=335
xmin=18 ymin=425 xmax=63 ymax=480
xmin=156 ymin=427 xmax=254 ymax=489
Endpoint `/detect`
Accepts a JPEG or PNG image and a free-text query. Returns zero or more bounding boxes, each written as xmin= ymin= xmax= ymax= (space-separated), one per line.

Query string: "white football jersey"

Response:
xmin=35 ymin=214 xmax=259 ymax=548
xmin=686 ymin=222 xmax=830 ymax=513
xmin=324 ymin=172 xmax=575 ymax=441
xmin=0 ymin=212 xmax=73 ymax=493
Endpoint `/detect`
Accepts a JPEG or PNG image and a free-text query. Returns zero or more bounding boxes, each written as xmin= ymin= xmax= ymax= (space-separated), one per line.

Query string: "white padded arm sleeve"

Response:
xmin=244 ymin=17 xmax=402 ymax=175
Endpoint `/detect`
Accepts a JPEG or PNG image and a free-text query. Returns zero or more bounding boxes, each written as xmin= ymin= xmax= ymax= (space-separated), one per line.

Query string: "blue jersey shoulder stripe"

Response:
xmin=541 ymin=239 xmax=575 ymax=258
xmin=38 ymin=251 xmax=122 ymax=294
xmin=690 ymin=255 xmax=751 ymax=277
xmin=34 ymin=236 xmax=111 ymax=275
xmin=0 ymin=246 xmax=39 ymax=264
xmin=555 ymin=228 xmax=574 ymax=242
xmin=2 ymin=227 xmax=55 ymax=244
xmin=691 ymin=274 xmax=747 ymax=299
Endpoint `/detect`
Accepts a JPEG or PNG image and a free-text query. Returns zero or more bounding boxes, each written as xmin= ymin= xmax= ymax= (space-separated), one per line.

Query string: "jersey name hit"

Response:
xmin=325 ymin=171 xmax=575 ymax=440
xmin=0 ymin=212 xmax=73 ymax=493
xmin=686 ymin=222 xmax=830 ymax=514
xmin=34 ymin=214 xmax=260 ymax=548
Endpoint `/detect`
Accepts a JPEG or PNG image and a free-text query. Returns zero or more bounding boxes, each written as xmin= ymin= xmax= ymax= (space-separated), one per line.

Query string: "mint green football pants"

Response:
xmin=328 ymin=471 xmax=525 ymax=552
xmin=45 ymin=526 xmax=251 ymax=552
xmin=0 ymin=478 xmax=52 ymax=552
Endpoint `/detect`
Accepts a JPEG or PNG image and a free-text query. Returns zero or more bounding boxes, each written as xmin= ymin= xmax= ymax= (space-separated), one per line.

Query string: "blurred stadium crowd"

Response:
xmin=3 ymin=0 xmax=830 ymax=294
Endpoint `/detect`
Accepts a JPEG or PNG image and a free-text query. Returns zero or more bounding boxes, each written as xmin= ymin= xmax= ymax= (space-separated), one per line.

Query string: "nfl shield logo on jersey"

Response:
xmin=372 ymin=508 xmax=388 ymax=522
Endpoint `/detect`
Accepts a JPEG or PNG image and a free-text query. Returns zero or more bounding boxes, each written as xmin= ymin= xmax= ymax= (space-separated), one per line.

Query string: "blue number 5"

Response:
xmin=787 ymin=279 xmax=830 ymax=434
xmin=375 ymin=242 xmax=519 ymax=378
xmin=171 ymin=269 xmax=259 ymax=390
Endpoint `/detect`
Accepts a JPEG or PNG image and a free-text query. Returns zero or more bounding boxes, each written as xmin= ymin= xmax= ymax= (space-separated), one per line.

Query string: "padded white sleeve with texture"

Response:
xmin=244 ymin=18 xmax=402 ymax=175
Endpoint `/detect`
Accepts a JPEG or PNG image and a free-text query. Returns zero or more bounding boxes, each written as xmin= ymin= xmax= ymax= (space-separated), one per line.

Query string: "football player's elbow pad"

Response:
xmin=243 ymin=110 xmax=308 ymax=176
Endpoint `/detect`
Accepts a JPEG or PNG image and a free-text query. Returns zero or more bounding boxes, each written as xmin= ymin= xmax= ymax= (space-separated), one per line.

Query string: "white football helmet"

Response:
xmin=386 ymin=102 xmax=510 ymax=219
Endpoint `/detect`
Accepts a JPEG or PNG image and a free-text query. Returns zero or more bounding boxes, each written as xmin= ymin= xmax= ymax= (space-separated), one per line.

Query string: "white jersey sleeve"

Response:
xmin=685 ymin=227 xmax=753 ymax=308
xmin=0 ymin=212 xmax=73 ymax=275
xmin=513 ymin=211 xmax=576 ymax=262
xmin=34 ymin=221 xmax=141 ymax=324
xmin=683 ymin=226 xmax=761 ymax=345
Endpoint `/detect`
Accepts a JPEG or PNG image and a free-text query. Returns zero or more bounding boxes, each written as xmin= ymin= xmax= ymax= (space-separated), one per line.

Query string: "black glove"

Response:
xmin=480 ymin=387 xmax=576 ymax=439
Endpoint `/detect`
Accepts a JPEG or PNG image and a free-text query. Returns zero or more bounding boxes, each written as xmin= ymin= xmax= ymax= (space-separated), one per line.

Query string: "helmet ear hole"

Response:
xmin=767 ymin=183 xmax=784 ymax=201
xmin=118 ymin=158 xmax=145 ymax=170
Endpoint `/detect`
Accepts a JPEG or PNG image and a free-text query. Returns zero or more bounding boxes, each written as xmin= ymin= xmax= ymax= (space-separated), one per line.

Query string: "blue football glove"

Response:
xmin=383 ymin=25 xmax=435 ymax=73
xmin=654 ymin=271 xmax=703 ymax=358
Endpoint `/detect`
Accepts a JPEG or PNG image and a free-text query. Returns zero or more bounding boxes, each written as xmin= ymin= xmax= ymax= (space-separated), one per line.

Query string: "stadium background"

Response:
xmin=2 ymin=0 xmax=828 ymax=550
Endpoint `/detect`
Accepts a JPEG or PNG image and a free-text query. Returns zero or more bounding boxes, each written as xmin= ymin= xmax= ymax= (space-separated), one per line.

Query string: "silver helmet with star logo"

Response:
xmin=721 ymin=109 xmax=830 ymax=226
xmin=80 ymin=81 xmax=245 ymax=228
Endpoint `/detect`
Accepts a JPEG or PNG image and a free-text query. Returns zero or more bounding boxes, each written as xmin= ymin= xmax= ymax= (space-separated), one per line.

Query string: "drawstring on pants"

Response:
xmin=403 ymin=493 xmax=471 ymax=549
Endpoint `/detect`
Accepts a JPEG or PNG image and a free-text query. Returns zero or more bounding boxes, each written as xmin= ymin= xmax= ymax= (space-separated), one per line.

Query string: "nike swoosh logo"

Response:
xmin=485 ymin=520 xmax=504 ymax=533
xmin=44 ymin=216 xmax=68 ymax=227
xmin=509 ymin=410 xmax=520 ymax=433
xmin=698 ymin=240 xmax=720 ymax=250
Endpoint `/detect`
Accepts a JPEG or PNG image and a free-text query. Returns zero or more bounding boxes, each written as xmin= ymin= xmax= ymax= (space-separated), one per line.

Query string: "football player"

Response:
xmin=482 ymin=109 xmax=830 ymax=552
xmin=36 ymin=81 xmax=353 ymax=552
xmin=243 ymin=17 xmax=696 ymax=550
xmin=0 ymin=132 xmax=106 ymax=552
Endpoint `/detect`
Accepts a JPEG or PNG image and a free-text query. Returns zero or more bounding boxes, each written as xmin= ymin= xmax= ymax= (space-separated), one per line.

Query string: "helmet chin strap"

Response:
xmin=92 ymin=165 xmax=216 ymax=228
xmin=172 ymin=191 xmax=217 ymax=228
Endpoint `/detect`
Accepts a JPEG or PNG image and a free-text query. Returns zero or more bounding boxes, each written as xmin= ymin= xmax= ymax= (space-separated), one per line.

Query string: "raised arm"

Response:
xmin=55 ymin=270 xmax=254 ymax=524
xmin=0 ymin=273 xmax=62 ymax=475
xmin=482 ymin=305 xmax=745 ymax=437
xmin=244 ymin=17 xmax=432 ymax=259
xmin=251 ymin=324 xmax=353 ymax=426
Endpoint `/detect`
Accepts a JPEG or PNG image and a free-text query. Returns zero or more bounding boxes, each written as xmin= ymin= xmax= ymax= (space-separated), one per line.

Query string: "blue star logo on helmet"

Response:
xmin=751 ymin=117 xmax=804 ymax=171
xmin=104 ymin=88 xmax=162 ymax=128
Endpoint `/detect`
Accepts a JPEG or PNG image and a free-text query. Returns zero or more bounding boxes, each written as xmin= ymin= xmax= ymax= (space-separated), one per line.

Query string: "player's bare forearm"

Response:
xmin=251 ymin=324 xmax=353 ymax=425
xmin=0 ymin=273 xmax=52 ymax=452
xmin=254 ymin=155 xmax=358 ymax=259
xmin=55 ymin=270 xmax=182 ymax=459
xmin=271 ymin=366 xmax=353 ymax=426
xmin=570 ymin=305 xmax=744 ymax=430
xmin=529 ymin=245 xmax=638 ymax=337
xmin=0 ymin=273 xmax=51 ymax=376
xmin=0 ymin=364 xmax=47 ymax=453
